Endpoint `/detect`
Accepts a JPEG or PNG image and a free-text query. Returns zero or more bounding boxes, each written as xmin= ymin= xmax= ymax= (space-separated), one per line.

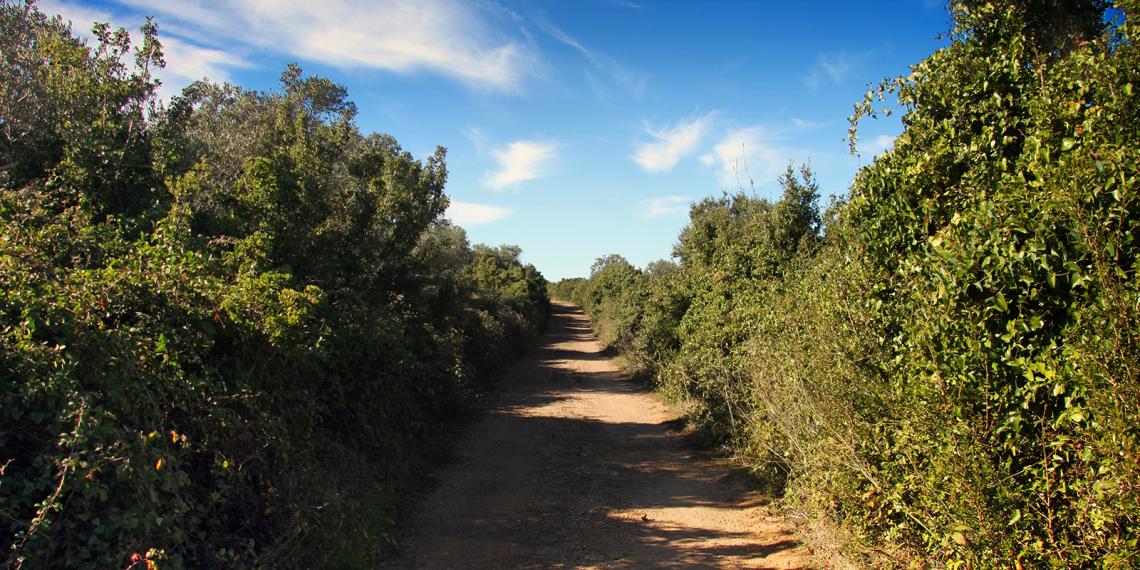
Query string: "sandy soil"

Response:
xmin=383 ymin=302 xmax=813 ymax=569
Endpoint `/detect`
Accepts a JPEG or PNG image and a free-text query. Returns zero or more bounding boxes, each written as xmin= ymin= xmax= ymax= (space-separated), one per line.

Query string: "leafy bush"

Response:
xmin=827 ymin=0 xmax=1140 ymax=563
xmin=547 ymin=277 xmax=586 ymax=302
xmin=0 ymin=4 xmax=547 ymax=568
xmin=572 ymin=1 xmax=1140 ymax=567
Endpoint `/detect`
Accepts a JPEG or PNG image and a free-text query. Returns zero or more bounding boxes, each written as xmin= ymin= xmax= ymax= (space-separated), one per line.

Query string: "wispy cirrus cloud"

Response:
xmin=37 ymin=0 xmax=112 ymax=36
xmin=791 ymin=117 xmax=824 ymax=130
xmin=805 ymin=50 xmax=868 ymax=89
xmin=641 ymin=196 xmax=692 ymax=218
xmin=39 ymin=0 xmax=250 ymax=99
xmin=462 ymin=125 xmax=492 ymax=156
xmin=485 ymin=140 xmax=559 ymax=190
xmin=700 ymin=126 xmax=801 ymax=188
xmin=631 ymin=112 xmax=717 ymax=173
xmin=447 ymin=201 xmax=511 ymax=226
xmin=157 ymin=36 xmax=250 ymax=88
xmin=535 ymin=17 xmax=648 ymax=100
xmin=104 ymin=0 xmax=539 ymax=92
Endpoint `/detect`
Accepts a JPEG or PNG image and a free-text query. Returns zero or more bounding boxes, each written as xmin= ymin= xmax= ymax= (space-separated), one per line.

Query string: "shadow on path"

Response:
xmin=384 ymin=302 xmax=809 ymax=570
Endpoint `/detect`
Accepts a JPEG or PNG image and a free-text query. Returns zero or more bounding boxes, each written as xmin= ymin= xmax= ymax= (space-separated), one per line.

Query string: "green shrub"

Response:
xmin=0 ymin=4 xmax=548 ymax=568
xmin=569 ymin=1 xmax=1140 ymax=566
xmin=547 ymin=277 xmax=586 ymax=302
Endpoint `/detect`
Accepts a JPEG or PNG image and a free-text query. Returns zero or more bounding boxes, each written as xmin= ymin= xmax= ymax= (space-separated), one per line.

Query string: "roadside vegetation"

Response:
xmin=554 ymin=0 xmax=1140 ymax=567
xmin=0 ymin=2 xmax=547 ymax=568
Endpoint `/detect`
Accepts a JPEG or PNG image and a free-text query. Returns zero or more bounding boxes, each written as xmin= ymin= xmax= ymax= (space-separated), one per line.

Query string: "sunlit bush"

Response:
xmin=0 ymin=4 xmax=547 ymax=568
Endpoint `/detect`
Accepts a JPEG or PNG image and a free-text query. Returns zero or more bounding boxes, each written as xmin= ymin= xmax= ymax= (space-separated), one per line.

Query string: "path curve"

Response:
xmin=384 ymin=302 xmax=811 ymax=569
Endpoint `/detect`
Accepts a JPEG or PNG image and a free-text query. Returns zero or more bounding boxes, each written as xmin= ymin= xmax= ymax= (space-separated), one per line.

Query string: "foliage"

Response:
xmin=466 ymin=243 xmax=550 ymax=330
xmin=572 ymin=1 xmax=1140 ymax=567
xmin=547 ymin=277 xmax=586 ymax=301
xmin=574 ymin=164 xmax=824 ymax=433
xmin=833 ymin=0 xmax=1140 ymax=563
xmin=0 ymin=3 xmax=547 ymax=568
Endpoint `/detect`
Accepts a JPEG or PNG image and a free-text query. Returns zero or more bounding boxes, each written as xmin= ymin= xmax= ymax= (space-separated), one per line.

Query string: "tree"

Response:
xmin=0 ymin=4 xmax=548 ymax=568
xmin=473 ymin=243 xmax=523 ymax=266
xmin=643 ymin=259 xmax=679 ymax=280
xmin=0 ymin=1 xmax=164 ymax=227
xmin=414 ymin=220 xmax=474 ymax=275
xmin=590 ymin=253 xmax=631 ymax=276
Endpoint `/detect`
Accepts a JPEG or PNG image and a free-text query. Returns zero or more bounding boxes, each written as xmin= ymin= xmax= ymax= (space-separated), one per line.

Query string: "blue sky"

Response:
xmin=40 ymin=0 xmax=950 ymax=281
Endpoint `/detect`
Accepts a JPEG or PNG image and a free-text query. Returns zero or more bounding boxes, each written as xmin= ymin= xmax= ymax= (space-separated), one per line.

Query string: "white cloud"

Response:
xmin=700 ymin=126 xmax=797 ymax=188
xmin=155 ymin=36 xmax=248 ymax=95
xmin=862 ymin=134 xmax=896 ymax=157
xmin=641 ymin=196 xmax=691 ymax=218
xmin=485 ymin=140 xmax=559 ymax=190
xmin=110 ymin=0 xmax=538 ymax=92
xmin=37 ymin=0 xmax=112 ymax=36
xmin=447 ymin=201 xmax=511 ymax=226
xmin=38 ymin=0 xmax=249 ymax=99
xmin=631 ymin=112 xmax=716 ymax=173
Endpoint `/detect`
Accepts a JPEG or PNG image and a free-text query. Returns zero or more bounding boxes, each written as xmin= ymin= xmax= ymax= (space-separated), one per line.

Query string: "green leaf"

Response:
xmin=994 ymin=291 xmax=1008 ymax=312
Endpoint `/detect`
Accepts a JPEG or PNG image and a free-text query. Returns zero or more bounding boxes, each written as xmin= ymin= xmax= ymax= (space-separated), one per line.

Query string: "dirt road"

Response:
xmin=385 ymin=302 xmax=811 ymax=569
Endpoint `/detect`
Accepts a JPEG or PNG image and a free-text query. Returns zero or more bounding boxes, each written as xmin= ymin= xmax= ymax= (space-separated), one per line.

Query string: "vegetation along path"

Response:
xmin=385 ymin=302 xmax=811 ymax=569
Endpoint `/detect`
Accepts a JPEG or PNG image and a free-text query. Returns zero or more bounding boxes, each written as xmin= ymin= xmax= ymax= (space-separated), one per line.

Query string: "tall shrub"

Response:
xmin=831 ymin=0 xmax=1140 ymax=564
xmin=0 ymin=4 xmax=548 ymax=568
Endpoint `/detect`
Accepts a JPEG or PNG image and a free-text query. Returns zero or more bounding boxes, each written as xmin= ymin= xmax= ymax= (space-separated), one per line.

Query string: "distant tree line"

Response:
xmin=554 ymin=0 xmax=1139 ymax=566
xmin=0 ymin=2 xmax=547 ymax=568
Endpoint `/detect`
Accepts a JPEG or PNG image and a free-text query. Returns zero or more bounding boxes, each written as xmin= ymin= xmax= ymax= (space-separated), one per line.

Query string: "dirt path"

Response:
xmin=384 ymin=302 xmax=812 ymax=569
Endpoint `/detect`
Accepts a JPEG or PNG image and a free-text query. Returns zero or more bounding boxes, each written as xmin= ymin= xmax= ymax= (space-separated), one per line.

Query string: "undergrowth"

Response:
xmin=555 ymin=1 xmax=1140 ymax=566
xmin=0 ymin=3 xmax=548 ymax=568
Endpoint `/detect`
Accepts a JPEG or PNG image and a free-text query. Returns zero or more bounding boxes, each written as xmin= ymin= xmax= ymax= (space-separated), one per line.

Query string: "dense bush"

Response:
xmin=547 ymin=277 xmax=586 ymax=302
xmin=829 ymin=0 xmax=1140 ymax=564
xmin=573 ymin=1 xmax=1140 ymax=567
xmin=0 ymin=3 xmax=547 ymax=569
